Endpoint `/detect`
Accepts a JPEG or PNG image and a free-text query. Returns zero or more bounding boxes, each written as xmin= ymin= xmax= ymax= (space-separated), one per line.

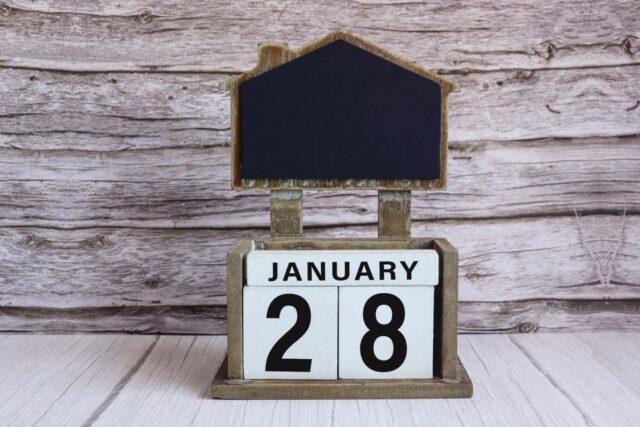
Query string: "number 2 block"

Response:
xmin=243 ymin=287 xmax=338 ymax=379
xmin=338 ymin=286 xmax=435 ymax=379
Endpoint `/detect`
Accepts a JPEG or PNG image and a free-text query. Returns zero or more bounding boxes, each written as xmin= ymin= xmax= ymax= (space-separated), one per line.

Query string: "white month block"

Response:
xmin=246 ymin=249 xmax=438 ymax=286
xmin=338 ymin=286 xmax=436 ymax=379
xmin=243 ymin=286 xmax=338 ymax=380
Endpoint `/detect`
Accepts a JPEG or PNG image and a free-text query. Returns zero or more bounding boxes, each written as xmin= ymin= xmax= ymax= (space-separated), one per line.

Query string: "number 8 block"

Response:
xmin=338 ymin=286 xmax=435 ymax=379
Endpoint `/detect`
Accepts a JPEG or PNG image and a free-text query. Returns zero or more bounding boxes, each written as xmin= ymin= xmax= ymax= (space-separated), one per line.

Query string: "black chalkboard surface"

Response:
xmin=239 ymin=40 xmax=442 ymax=181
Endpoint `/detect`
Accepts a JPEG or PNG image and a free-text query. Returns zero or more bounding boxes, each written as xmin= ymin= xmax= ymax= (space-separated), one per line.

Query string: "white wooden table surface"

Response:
xmin=0 ymin=333 xmax=638 ymax=427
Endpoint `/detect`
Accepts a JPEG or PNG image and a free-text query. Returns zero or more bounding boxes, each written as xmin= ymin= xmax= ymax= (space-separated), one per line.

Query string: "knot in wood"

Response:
xmin=512 ymin=70 xmax=537 ymax=83
xmin=138 ymin=9 xmax=153 ymax=24
xmin=621 ymin=35 xmax=639 ymax=56
xmin=144 ymin=275 xmax=161 ymax=289
xmin=534 ymin=41 xmax=557 ymax=61
xmin=465 ymin=272 xmax=485 ymax=281
xmin=21 ymin=233 xmax=50 ymax=249
xmin=0 ymin=2 xmax=11 ymax=16
xmin=80 ymin=234 xmax=108 ymax=250
xmin=518 ymin=322 xmax=537 ymax=333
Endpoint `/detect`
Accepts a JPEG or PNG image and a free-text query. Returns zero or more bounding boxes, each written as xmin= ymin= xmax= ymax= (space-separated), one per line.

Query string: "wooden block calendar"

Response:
xmin=243 ymin=250 xmax=438 ymax=380
xmin=211 ymin=31 xmax=472 ymax=399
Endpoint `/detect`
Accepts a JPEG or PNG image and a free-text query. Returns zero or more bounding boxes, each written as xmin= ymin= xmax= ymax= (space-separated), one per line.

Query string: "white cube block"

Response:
xmin=243 ymin=286 xmax=338 ymax=380
xmin=246 ymin=249 xmax=438 ymax=286
xmin=338 ymin=286 xmax=435 ymax=379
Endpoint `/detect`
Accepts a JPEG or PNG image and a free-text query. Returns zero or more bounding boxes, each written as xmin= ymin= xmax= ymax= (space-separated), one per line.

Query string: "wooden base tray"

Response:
xmin=211 ymin=356 xmax=473 ymax=400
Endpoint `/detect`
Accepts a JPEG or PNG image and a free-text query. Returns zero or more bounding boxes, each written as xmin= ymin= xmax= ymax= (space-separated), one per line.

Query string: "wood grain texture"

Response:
xmin=454 ymin=335 xmax=589 ymax=426
xmin=270 ymin=190 xmax=303 ymax=237
xmin=378 ymin=191 xmax=411 ymax=238
xmin=0 ymin=306 xmax=226 ymax=334
xmin=2 ymin=66 xmax=639 ymax=149
xmin=0 ymin=216 xmax=636 ymax=309
xmin=226 ymin=240 xmax=251 ymax=379
xmin=2 ymin=299 xmax=637 ymax=335
xmin=0 ymin=334 xmax=157 ymax=425
xmin=1 ymin=1 xmax=638 ymax=73
xmin=573 ymin=332 xmax=640 ymax=392
xmin=0 ymin=227 xmax=233 ymax=308
xmin=0 ymin=69 xmax=229 ymax=151
xmin=2 ymin=333 xmax=636 ymax=425
xmin=434 ymin=239 xmax=459 ymax=379
xmin=212 ymin=357 xmax=472 ymax=399
xmin=92 ymin=335 xmax=227 ymax=427
xmin=459 ymin=299 xmax=640 ymax=333
xmin=513 ymin=333 xmax=640 ymax=426
xmin=0 ymin=213 xmax=637 ymax=333
xmin=0 ymin=138 xmax=637 ymax=229
xmin=0 ymin=0 xmax=638 ymax=333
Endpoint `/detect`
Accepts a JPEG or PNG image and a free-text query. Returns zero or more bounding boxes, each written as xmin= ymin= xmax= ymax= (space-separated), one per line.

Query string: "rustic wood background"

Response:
xmin=1 ymin=0 xmax=638 ymax=334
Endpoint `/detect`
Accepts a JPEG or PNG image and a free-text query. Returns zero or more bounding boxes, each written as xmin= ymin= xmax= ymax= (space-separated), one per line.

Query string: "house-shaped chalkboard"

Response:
xmin=222 ymin=31 xmax=458 ymax=190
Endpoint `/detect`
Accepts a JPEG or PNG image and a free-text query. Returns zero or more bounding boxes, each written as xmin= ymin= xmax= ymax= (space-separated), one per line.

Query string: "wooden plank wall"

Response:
xmin=0 ymin=0 xmax=638 ymax=333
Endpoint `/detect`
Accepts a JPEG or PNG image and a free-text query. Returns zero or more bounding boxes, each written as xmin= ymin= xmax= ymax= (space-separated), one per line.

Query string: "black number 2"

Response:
xmin=360 ymin=293 xmax=407 ymax=372
xmin=265 ymin=294 xmax=312 ymax=372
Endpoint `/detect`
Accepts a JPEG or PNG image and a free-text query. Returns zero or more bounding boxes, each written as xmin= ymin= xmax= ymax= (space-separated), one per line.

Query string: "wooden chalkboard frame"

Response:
xmin=221 ymin=30 xmax=459 ymax=191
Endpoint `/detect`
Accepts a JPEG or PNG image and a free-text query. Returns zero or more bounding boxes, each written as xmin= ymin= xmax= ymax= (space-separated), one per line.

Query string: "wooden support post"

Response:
xmin=433 ymin=238 xmax=460 ymax=380
xmin=226 ymin=240 xmax=253 ymax=379
xmin=270 ymin=190 xmax=303 ymax=237
xmin=378 ymin=190 xmax=411 ymax=238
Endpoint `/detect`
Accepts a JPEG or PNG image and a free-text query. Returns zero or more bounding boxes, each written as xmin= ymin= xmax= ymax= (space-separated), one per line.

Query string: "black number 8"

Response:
xmin=360 ymin=293 xmax=407 ymax=372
